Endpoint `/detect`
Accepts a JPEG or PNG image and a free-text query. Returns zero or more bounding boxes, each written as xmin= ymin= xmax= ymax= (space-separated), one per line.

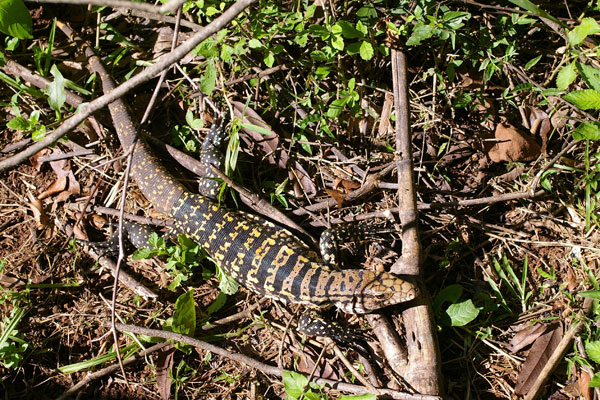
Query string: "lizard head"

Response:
xmin=330 ymin=270 xmax=419 ymax=314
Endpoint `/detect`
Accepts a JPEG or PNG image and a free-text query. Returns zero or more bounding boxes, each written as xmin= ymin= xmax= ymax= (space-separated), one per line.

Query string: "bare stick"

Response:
xmin=0 ymin=0 xmax=256 ymax=172
xmin=389 ymin=49 xmax=442 ymax=395
xmin=109 ymin=322 xmax=442 ymax=400
xmin=523 ymin=298 xmax=593 ymax=400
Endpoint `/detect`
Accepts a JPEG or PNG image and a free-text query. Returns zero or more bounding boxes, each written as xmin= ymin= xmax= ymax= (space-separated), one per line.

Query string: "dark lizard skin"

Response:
xmin=84 ymin=45 xmax=419 ymax=316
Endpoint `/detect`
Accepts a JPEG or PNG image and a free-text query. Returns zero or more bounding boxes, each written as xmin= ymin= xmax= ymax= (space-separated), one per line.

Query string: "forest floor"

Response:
xmin=1 ymin=1 xmax=599 ymax=399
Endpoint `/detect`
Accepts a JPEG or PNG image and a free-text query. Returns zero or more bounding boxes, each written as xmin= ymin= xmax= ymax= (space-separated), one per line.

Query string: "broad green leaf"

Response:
xmin=564 ymin=89 xmax=600 ymax=110
xmin=346 ymin=42 xmax=361 ymax=55
xmin=331 ymin=33 xmax=344 ymax=51
xmin=586 ymin=341 xmax=600 ymax=363
xmin=445 ymin=299 xmax=479 ymax=326
xmin=206 ymin=291 xmax=227 ymax=315
xmin=6 ymin=116 xmax=29 ymax=130
xmin=590 ymin=372 xmax=600 ymax=387
xmin=573 ymin=122 xmax=600 ymax=141
xmin=31 ymin=124 xmax=46 ymax=141
xmin=359 ymin=41 xmax=374 ymax=60
xmin=578 ymin=289 xmax=600 ymax=299
xmin=0 ymin=0 xmax=32 ymax=39
xmin=577 ymin=62 xmax=600 ymax=92
xmin=200 ymin=59 xmax=217 ymax=95
xmin=248 ymin=38 xmax=263 ymax=49
xmin=216 ymin=265 xmax=238 ymax=295
xmin=326 ymin=98 xmax=347 ymax=118
xmin=171 ymin=290 xmax=196 ymax=337
xmin=264 ymin=52 xmax=274 ymax=68
xmin=335 ymin=20 xmax=362 ymax=39
xmin=282 ymin=370 xmax=308 ymax=399
xmin=567 ymin=17 xmax=600 ymax=47
xmin=406 ymin=23 xmax=435 ymax=46
xmin=556 ymin=62 xmax=577 ymax=90
xmin=47 ymin=64 xmax=66 ymax=112
xmin=433 ymin=284 xmax=462 ymax=314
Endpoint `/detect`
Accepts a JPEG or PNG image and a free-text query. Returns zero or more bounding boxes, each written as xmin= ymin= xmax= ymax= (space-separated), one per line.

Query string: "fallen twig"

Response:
xmin=109 ymin=322 xmax=442 ymax=400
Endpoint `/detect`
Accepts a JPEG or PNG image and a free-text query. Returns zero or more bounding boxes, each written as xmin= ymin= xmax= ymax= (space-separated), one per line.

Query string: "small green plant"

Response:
xmin=0 ymin=307 xmax=29 ymax=369
xmin=282 ymin=370 xmax=377 ymax=400
xmin=488 ymin=254 xmax=532 ymax=313
xmin=132 ymin=233 xmax=208 ymax=290
xmin=433 ymin=284 xmax=480 ymax=327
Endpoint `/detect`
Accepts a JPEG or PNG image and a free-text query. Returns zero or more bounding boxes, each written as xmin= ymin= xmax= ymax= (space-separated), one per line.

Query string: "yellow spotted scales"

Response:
xmin=87 ymin=48 xmax=418 ymax=316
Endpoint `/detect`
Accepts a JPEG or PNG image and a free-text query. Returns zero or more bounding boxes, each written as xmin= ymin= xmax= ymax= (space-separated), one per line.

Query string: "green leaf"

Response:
xmin=6 ymin=116 xmax=29 ymax=130
xmin=567 ymin=17 xmax=600 ymax=47
xmin=578 ymin=290 xmax=600 ymax=299
xmin=282 ymin=370 xmax=308 ymax=399
xmin=577 ymin=63 xmax=600 ymax=92
xmin=573 ymin=122 xmax=600 ymax=141
xmin=206 ymin=291 xmax=227 ymax=315
xmin=507 ymin=0 xmax=561 ymax=25
xmin=524 ymin=55 xmax=542 ymax=70
xmin=590 ymin=372 xmax=600 ymax=387
xmin=248 ymin=38 xmax=263 ymax=49
xmin=200 ymin=59 xmax=217 ymax=95
xmin=335 ymin=20 xmax=362 ymax=39
xmin=433 ymin=284 xmax=462 ymax=314
xmin=445 ymin=299 xmax=479 ymax=326
xmin=331 ymin=33 xmax=344 ymax=51
xmin=406 ymin=23 xmax=435 ymax=46
xmin=240 ymin=122 xmax=273 ymax=136
xmin=264 ymin=52 xmax=274 ymax=68
xmin=564 ymin=89 xmax=600 ymax=110
xmin=359 ymin=41 xmax=374 ymax=60
xmin=31 ymin=124 xmax=46 ymax=141
xmin=216 ymin=265 xmax=238 ymax=295
xmin=0 ymin=0 xmax=32 ymax=39
xmin=586 ymin=341 xmax=600 ymax=363
xmin=171 ymin=290 xmax=196 ymax=337
xmin=47 ymin=65 xmax=66 ymax=112
xmin=556 ymin=62 xmax=577 ymax=90
xmin=326 ymin=98 xmax=347 ymax=118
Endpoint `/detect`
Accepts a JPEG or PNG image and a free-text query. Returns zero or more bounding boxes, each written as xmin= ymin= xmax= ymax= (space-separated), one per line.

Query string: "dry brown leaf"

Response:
xmin=296 ymin=345 xmax=337 ymax=380
xmin=578 ymin=369 xmax=592 ymax=400
xmin=37 ymin=175 xmax=67 ymax=200
xmin=27 ymin=193 xmax=50 ymax=229
xmin=566 ymin=267 xmax=577 ymax=292
xmin=528 ymin=107 xmax=551 ymax=155
xmin=325 ymin=188 xmax=346 ymax=209
xmin=156 ymin=345 xmax=176 ymax=400
xmin=378 ymin=92 xmax=394 ymax=137
xmin=509 ymin=323 xmax=547 ymax=353
xmin=231 ymin=101 xmax=316 ymax=197
xmin=29 ymin=149 xmax=51 ymax=171
xmin=514 ymin=323 xmax=563 ymax=395
xmin=91 ymin=214 xmax=109 ymax=229
xmin=487 ymin=123 xmax=541 ymax=163
xmin=550 ymin=106 xmax=569 ymax=131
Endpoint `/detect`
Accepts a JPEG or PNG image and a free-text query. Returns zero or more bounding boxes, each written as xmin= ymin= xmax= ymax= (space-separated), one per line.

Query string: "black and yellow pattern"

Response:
xmin=87 ymin=50 xmax=419 ymax=319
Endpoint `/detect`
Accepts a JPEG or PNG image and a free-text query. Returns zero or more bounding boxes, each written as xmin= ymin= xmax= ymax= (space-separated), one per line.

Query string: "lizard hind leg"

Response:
xmin=198 ymin=121 xmax=227 ymax=200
